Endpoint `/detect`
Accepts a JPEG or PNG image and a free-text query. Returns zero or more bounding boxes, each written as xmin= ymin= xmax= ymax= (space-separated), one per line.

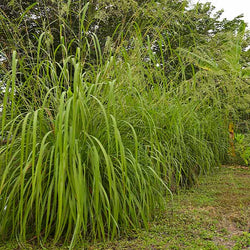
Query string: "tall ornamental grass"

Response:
xmin=0 ymin=36 xmax=228 ymax=247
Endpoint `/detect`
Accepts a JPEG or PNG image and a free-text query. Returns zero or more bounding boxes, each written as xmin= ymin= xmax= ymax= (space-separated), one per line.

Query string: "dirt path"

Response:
xmin=90 ymin=165 xmax=250 ymax=249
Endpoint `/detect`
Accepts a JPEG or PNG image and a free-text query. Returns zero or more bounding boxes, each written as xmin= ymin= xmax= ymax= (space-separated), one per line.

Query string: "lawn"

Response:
xmin=88 ymin=165 xmax=250 ymax=250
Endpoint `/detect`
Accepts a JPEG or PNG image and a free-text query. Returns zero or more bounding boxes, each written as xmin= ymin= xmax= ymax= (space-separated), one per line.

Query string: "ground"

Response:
xmin=89 ymin=165 xmax=250 ymax=250
xmin=0 ymin=165 xmax=249 ymax=249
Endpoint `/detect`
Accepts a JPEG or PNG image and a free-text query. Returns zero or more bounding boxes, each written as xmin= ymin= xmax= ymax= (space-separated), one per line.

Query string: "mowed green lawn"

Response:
xmin=90 ymin=165 xmax=250 ymax=250
xmin=1 ymin=165 xmax=249 ymax=249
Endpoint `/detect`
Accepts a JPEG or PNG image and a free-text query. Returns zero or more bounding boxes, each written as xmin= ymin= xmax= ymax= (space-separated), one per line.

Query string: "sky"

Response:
xmin=191 ymin=0 xmax=250 ymax=25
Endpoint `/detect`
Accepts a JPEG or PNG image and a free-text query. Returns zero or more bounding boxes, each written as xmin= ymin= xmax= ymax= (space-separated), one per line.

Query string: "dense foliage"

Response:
xmin=0 ymin=0 xmax=249 ymax=248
